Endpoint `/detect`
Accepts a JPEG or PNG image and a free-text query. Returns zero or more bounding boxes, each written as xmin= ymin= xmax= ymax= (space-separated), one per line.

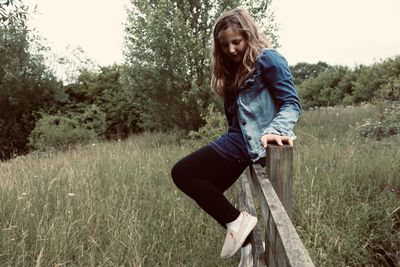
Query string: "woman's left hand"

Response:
xmin=260 ymin=134 xmax=293 ymax=148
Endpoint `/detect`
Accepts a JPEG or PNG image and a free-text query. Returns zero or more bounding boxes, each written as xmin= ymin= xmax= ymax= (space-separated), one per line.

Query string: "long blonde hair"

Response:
xmin=211 ymin=8 xmax=270 ymax=98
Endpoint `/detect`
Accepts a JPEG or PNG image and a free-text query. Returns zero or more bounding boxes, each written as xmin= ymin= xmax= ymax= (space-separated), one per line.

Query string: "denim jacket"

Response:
xmin=236 ymin=48 xmax=301 ymax=163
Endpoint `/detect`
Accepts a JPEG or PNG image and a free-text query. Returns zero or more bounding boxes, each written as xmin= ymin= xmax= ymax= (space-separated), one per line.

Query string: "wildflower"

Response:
xmin=68 ymin=193 xmax=76 ymax=197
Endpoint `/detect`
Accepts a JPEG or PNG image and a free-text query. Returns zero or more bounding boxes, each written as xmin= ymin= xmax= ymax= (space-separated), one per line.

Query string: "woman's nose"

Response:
xmin=229 ymin=44 xmax=236 ymax=54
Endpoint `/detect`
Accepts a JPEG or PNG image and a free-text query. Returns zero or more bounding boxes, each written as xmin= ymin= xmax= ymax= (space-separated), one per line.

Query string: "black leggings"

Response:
xmin=171 ymin=145 xmax=252 ymax=245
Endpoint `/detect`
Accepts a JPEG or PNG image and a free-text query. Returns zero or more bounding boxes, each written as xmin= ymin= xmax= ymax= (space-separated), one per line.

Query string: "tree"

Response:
xmin=298 ymin=66 xmax=352 ymax=108
xmin=0 ymin=17 xmax=64 ymax=160
xmin=123 ymin=0 xmax=277 ymax=131
xmin=64 ymin=65 xmax=141 ymax=138
xmin=352 ymin=56 xmax=400 ymax=102
xmin=290 ymin=61 xmax=331 ymax=86
xmin=0 ymin=0 xmax=28 ymax=27
xmin=46 ymin=45 xmax=99 ymax=85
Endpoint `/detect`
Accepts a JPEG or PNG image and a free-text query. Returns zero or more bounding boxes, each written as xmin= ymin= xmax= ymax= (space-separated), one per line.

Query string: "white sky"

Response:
xmin=27 ymin=0 xmax=400 ymax=67
xmin=273 ymin=0 xmax=400 ymax=66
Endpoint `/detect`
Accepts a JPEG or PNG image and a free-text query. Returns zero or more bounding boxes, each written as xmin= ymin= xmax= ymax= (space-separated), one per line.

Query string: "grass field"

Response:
xmin=1 ymin=104 xmax=399 ymax=266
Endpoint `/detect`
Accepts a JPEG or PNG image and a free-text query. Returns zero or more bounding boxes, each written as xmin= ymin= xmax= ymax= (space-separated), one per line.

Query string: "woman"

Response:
xmin=171 ymin=7 xmax=301 ymax=266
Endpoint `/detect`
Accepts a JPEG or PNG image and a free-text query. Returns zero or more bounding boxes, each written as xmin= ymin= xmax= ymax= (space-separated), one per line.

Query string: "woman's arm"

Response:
xmin=258 ymin=49 xmax=301 ymax=141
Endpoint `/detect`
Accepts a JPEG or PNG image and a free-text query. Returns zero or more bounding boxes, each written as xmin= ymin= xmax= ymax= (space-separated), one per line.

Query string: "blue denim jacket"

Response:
xmin=236 ymin=48 xmax=301 ymax=163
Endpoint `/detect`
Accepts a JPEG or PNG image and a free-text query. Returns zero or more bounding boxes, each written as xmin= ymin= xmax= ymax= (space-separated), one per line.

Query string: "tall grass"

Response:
xmin=294 ymin=104 xmax=400 ymax=266
xmin=1 ymin=133 xmax=239 ymax=266
xmin=1 ymin=104 xmax=399 ymax=266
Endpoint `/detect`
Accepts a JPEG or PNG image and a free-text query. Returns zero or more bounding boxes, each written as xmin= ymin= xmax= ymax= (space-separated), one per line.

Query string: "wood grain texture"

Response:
xmin=236 ymin=144 xmax=314 ymax=266
xmin=250 ymin=165 xmax=314 ymax=267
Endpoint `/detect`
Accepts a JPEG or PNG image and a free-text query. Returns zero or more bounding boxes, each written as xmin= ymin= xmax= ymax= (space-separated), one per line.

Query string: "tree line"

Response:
xmin=1 ymin=0 xmax=399 ymax=160
xmin=292 ymin=59 xmax=400 ymax=109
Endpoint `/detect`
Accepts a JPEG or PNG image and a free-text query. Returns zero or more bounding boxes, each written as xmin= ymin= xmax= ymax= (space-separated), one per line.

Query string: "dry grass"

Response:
xmin=1 ymin=104 xmax=399 ymax=266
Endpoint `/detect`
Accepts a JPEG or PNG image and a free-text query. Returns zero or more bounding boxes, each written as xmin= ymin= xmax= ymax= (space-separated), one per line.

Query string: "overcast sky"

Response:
xmin=27 ymin=0 xmax=400 ymax=67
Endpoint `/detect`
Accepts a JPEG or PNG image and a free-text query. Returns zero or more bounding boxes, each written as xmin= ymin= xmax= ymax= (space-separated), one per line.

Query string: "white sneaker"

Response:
xmin=220 ymin=212 xmax=257 ymax=259
xmin=238 ymin=252 xmax=253 ymax=267
xmin=238 ymin=241 xmax=265 ymax=267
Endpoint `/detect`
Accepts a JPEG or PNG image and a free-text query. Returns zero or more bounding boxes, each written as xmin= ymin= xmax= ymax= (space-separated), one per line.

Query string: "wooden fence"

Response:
xmin=237 ymin=144 xmax=315 ymax=267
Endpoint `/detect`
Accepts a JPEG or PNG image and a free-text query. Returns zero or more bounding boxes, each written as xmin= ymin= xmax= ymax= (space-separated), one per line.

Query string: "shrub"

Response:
xmin=79 ymin=104 xmax=106 ymax=135
xmin=183 ymin=104 xmax=226 ymax=148
xmin=29 ymin=105 xmax=106 ymax=151
xmin=358 ymin=102 xmax=400 ymax=140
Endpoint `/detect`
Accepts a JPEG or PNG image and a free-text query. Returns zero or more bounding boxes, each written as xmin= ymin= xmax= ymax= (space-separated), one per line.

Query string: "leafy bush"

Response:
xmin=79 ymin=104 xmax=106 ymax=135
xmin=296 ymin=56 xmax=400 ymax=109
xmin=298 ymin=66 xmax=355 ymax=108
xmin=29 ymin=105 xmax=106 ymax=151
xmin=64 ymin=65 xmax=142 ymax=139
xmin=358 ymin=102 xmax=400 ymax=140
xmin=183 ymin=104 xmax=227 ymax=148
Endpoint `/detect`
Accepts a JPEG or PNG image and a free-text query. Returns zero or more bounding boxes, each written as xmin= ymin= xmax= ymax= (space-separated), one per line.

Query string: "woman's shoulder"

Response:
xmin=257 ymin=48 xmax=286 ymax=61
xmin=256 ymin=48 xmax=289 ymax=68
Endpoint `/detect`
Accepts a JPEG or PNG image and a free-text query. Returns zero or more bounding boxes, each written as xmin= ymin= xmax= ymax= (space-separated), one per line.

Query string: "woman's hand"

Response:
xmin=260 ymin=134 xmax=293 ymax=148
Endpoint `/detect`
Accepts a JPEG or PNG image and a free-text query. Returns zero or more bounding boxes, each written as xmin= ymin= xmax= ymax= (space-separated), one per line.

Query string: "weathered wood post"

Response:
xmin=238 ymin=143 xmax=315 ymax=267
xmin=265 ymin=144 xmax=293 ymax=218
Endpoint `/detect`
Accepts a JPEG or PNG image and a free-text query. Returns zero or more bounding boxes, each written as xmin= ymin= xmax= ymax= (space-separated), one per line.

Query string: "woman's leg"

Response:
xmin=171 ymin=145 xmax=248 ymax=227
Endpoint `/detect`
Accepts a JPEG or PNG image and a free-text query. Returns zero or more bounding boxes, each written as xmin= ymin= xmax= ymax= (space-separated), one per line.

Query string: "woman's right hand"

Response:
xmin=260 ymin=134 xmax=293 ymax=148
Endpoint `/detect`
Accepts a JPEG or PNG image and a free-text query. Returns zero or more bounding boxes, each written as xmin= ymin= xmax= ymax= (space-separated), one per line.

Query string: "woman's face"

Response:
xmin=218 ymin=27 xmax=248 ymax=63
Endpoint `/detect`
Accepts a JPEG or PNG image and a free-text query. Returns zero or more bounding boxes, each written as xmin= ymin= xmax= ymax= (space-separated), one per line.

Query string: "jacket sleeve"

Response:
xmin=258 ymin=49 xmax=301 ymax=137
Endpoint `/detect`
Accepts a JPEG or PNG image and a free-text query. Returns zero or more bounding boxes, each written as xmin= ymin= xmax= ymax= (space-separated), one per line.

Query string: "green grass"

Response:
xmin=1 ymin=104 xmax=399 ymax=266
xmin=1 ymin=133 xmax=239 ymax=266
xmin=294 ymin=104 xmax=400 ymax=266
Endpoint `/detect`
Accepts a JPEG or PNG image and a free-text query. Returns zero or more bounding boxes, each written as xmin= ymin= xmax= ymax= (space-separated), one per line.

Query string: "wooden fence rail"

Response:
xmin=237 ymin=144 xmax=315 ymax=267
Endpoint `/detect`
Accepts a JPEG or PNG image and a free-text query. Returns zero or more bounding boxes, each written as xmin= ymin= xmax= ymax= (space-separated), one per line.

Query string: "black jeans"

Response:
xmin=171 ymin=145 xmax=252 ymax=245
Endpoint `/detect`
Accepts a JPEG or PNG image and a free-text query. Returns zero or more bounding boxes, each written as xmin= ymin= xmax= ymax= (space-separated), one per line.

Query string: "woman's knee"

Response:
xmin=171 ymin=160 xmax=185 ymax=188
xmin=171 ymin=146 xmax=212 ymax=188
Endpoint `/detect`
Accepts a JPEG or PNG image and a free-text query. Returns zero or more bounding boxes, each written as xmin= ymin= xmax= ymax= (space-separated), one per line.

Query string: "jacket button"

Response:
xmin=247 ymin=136 xmax=252 ymax=140
xmin=241 ymin=120 xmax=246 ymax=125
